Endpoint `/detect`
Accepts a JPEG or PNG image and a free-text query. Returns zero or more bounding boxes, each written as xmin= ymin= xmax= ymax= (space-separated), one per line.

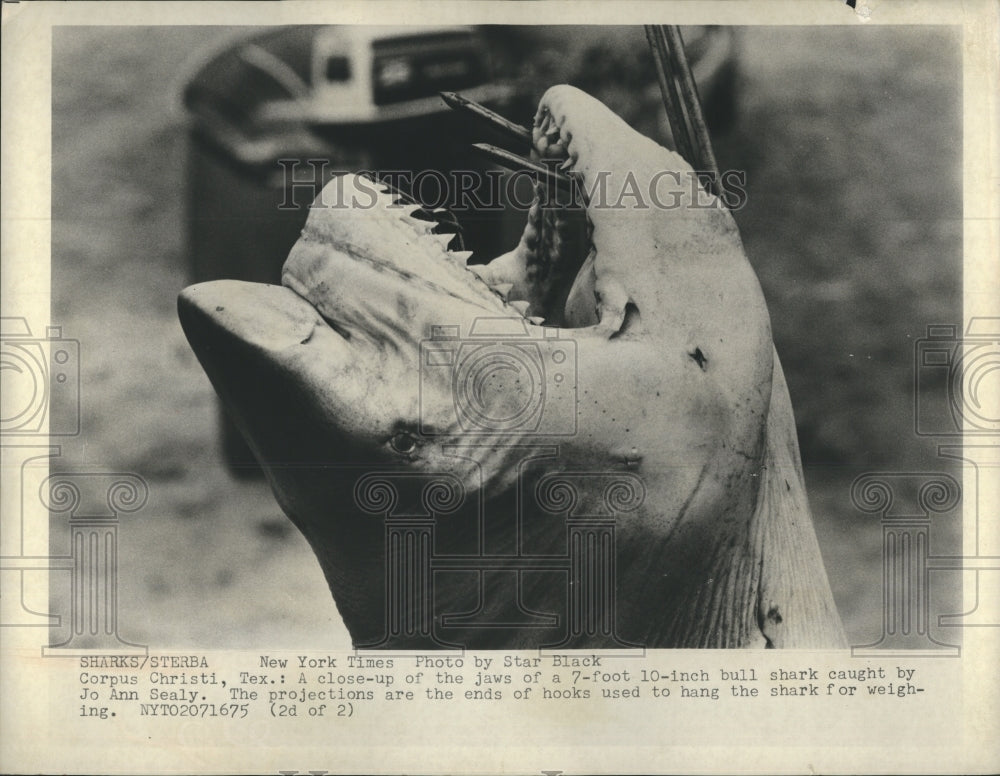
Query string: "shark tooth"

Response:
xmin=509 ymin=300 xmax=531 ymax=316
xmin=451 ymin=250 xmax=474 ymax=264
xmin=375 ymin=189 xmax=397 ymax=207
xmin=440 ymin=91 xmax=533 ymax=148
xmin=404 ymin=216 xmax=432 ymax=234
xmin=528 ymin=315 xmax=545 ymax=325
xmin=492 ymin=282 xmax=514 ymax=299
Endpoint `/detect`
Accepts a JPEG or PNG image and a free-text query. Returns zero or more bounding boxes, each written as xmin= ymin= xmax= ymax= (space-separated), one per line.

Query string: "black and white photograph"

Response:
xmin=1 ymin=1 xmax=997 ymax=773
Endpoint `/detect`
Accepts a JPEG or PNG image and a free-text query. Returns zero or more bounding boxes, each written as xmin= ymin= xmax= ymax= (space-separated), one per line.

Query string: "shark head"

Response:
xmin=179 ymin=85 xmax=845 ymax=649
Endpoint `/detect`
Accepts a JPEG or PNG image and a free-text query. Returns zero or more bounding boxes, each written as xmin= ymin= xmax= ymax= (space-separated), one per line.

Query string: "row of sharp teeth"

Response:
xmin=468 ymin=263 xmax=544 ymax=325
xmin=536 ymin=110 xmax=577 ymax=170
xmin=375 ymin=182 xmax=546 ymax=326
xmin=537 ymin=109 xmax=570 ymax=145
xmin=477 ymin=277 xmax=545 ymax=325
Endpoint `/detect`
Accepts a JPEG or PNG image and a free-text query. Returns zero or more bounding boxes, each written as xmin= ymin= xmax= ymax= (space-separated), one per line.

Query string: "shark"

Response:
xmin=178 ymin=85 xmax=847 ymax=649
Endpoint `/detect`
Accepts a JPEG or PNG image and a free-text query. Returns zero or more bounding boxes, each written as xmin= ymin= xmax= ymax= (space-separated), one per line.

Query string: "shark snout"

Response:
xmin=178 ymin=280 xmax=381 ymax=466
xmin=178 ymin=281 xmax=334 ymax=354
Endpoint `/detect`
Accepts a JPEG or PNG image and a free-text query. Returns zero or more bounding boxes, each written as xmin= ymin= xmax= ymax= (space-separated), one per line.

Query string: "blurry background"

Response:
xmin=49 ymin=25 xmax=962 ymax=649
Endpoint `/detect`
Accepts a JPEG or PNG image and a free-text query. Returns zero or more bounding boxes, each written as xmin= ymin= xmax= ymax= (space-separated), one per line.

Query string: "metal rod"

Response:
xmin=645 ymin=24 xmax=723 ymax=200
xmin=662 ymin=26 xmax=722 ymax=191
xmin=440 ymin=91 xmax=533 ymax=148
xmin=470 ymin=143 xmax=579 ymax=195
xmin=644 ymin=25 xmax=697 ymax=166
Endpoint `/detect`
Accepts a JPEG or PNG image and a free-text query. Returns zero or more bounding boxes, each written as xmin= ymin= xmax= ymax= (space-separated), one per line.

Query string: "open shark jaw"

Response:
xmin=179 ymin=84 xmax=764 ymax=461
xmin=279 ymin=104 xmax=604 ymax=336
xmin=280 ymin=84 xmax=739 ymax=342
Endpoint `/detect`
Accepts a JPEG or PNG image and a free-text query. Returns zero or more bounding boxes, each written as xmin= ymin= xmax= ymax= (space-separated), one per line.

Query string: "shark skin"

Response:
xmin=178 ymin=85 xmax=847 ymax=649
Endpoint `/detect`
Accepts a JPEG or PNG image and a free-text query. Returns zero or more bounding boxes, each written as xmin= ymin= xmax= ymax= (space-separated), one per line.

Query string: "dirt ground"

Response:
xmin=48 ymin=25 xmax=963 ymax=649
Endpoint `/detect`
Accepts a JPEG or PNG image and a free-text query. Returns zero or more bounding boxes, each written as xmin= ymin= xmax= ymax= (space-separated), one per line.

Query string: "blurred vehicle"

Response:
xmin=272 ymin=25 xmax=515 ymax=123
xmin=183 ymin=25 xmax=521 ymax=164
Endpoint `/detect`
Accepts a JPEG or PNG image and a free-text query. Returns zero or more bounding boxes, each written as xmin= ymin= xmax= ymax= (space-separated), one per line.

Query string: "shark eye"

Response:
xmin=390 ymin=430 xmax=419 ymax=455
